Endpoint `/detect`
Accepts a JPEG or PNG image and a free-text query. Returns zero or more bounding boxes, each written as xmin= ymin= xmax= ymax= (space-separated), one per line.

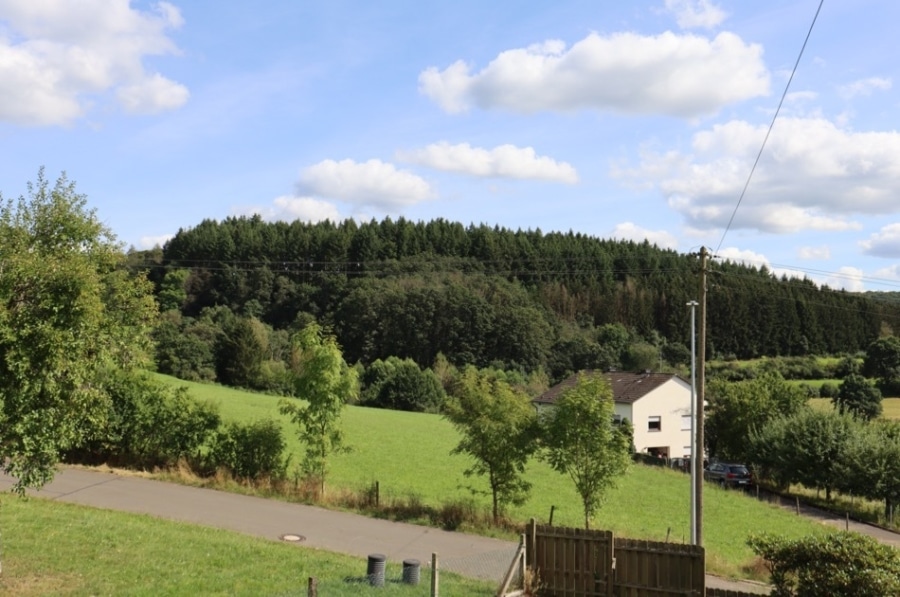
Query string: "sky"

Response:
xmin=2 ymin=0 xmax=900 ymax=292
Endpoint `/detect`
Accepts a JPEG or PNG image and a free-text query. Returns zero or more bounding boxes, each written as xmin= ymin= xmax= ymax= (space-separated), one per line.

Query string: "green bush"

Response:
xmin=748 ymin=532 xmax=900 ymax=596
xmin=206 ymin=419 xmax=288 ymax=481
xmin=68 ymin=370 xmax=221 ymax=469
xmin=819 ymin=381 xmax=839 ymax=399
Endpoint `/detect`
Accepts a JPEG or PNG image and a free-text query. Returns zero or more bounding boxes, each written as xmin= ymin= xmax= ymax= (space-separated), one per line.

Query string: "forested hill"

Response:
xmin=137 ymin=215 xmax=898 ymax=378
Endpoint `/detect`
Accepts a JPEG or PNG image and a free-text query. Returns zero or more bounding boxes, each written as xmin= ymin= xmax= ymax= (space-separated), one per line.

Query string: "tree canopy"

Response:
xmin=0 ymin=170 xmax=158 ymax=493
xmin=541 ymin=373 xmax=631 ymax=529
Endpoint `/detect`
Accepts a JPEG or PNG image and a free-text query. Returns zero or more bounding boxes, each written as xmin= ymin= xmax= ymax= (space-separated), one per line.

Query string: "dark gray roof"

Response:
xmin=534 ymin=370 xmax=684 ymax=405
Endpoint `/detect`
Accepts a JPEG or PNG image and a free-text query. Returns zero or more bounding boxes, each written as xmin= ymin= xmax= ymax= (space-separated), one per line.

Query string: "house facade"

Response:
xmin=534 ymin=371 xmax=694 ymax=459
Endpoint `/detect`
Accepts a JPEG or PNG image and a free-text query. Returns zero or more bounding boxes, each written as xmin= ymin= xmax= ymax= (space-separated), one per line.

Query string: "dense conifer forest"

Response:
xmin=130 ymin=215 xmax=900 ymax=386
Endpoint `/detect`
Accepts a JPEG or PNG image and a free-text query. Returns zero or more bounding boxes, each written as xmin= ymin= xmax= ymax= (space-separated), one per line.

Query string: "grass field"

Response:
xmin=0 ymin=496 xmax=492 ymax=596
xmin=153 ymin=374 xmax=830 ymax=579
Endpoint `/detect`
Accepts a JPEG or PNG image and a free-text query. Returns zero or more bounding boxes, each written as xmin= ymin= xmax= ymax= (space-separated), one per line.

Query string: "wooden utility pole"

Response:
xmin=695 ymin=247 xmax=708 ymax=547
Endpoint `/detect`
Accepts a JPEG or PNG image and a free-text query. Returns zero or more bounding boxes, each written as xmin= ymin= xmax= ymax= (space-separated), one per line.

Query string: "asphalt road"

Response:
xmin=1 ymin=467 xmax=778 ymax=593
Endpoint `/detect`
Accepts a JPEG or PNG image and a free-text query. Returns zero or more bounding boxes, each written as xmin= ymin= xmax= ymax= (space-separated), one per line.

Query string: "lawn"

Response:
xmin=0 ymin=496 xmax=492 ymax=596
xmin=809 ymin=396 xmax=900 ymax=419
xmin=154 ymin=374 xmax=830 ymax=579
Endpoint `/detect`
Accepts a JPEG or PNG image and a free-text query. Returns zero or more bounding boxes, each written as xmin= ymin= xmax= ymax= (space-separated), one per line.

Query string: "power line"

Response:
xmin=715 ymin=0 xmax=825 ymax=253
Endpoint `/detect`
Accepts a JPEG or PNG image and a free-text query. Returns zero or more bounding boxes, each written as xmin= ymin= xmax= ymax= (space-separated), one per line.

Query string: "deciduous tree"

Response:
xmin=0 ymin=170 xmax=157 ymax=493
xmin=279 ymin=323 xmax=358 ymax=496
xmin=541 ymin=373 xmax=631 ymax=529
xmin=444 ymin=367 xmax=539 ymax=523
xmin=835 ymin=373 xmax=882 ymax=421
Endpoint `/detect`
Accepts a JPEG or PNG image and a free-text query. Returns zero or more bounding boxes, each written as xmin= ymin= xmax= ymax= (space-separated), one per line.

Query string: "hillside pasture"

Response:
xmin=155 ymin=374 xmax=830 ymax=579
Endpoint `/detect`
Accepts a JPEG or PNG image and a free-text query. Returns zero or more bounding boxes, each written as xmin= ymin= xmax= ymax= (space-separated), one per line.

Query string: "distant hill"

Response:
xmin=129 ymin=215 xmax=900 ymax=378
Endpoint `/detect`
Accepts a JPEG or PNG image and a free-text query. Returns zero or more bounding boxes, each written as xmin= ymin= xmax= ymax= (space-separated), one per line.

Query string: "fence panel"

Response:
xmin=528 ymin=522 xmax=613 ymax=597
xmin=613 ymin=537 xmax=704 ymax=597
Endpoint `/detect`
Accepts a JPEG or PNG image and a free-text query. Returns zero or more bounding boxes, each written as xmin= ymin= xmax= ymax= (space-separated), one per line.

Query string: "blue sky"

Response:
xmin=3 ymin=0 xmax=900 ymax=291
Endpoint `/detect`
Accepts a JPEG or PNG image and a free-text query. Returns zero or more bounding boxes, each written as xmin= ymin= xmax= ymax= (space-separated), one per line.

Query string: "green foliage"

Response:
xmin=153 ymin=310 xmax=218 ymax=382
xmin=361 ymin=357 xmax=446 ymax=412
xmin=206 ymin=419 xmax=288 ymax=480
xmin=837 ymin=420 xmax=900 ymax=519
xmin=279 ymin=323 xmax=358 ymax=494
xmin=835 ymin=374 xmax=883 ymax=421
xmin=622 ymin=341 xmax=659 ymax=372
xmin=818 ymin=381 xmax=839 ymax=399
xmin=748 ymin=409 xmax=858 ymax=500
xmin=706 ymin=373 xmax=807 ymax=462
xmin=863 ymin=336 xmax=900 ymax=382
xmin=443 ymin=367 xmax=539 ymax=523
xmin=748 ymin=532 xmax=900 ymax=596
xmin=68 ymin=370 xmax=220 ymax=469
xmin=0 ymin=171 xmax=158 ymax=493
xmin=157 ymin=268 xmax=190 ymax=312
xmin=216 ymin=315 xmax=265 ymax=388
xmin=541 ymin=373 xmax=631 ymax=528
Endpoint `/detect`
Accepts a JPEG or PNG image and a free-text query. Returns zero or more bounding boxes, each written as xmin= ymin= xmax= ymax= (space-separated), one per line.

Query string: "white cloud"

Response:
xmin=823 ymin=266 xmax=865 ymax=292
xmin=797 ymin=245 xmax=831 ymax=260
xmin=860 ymin=223 xmax=900 ymax=258
xmin=838 ymin=76 xmax=891 ymax=100
xmin=239 ymin=195 xmax=342 ymax=224
xmin=716 ymin=247 xmax=807 ymax=281
xmin=664 ymin=0 xmax=727 ymax=29
xmin=398 ymin=142 xmax=578 ymax=184
xmin=138 ymin=234 xmax=173 ymax=249
xmin=611 ymin=222 xmax=678 ymax=249
xmin=0 ymin=0 xmax=188 ymax=125
xmin=297 ymin=159 xmax=434 ymax=210
xmin=117 ymin=73 xmax=190 ymax=114
xmin=873 ymin=264 xmax=900 ymax=282
xmin=419 ymin=31 xmax=768 ymax=117
xmin=619 ymin=116 xmax=900 ymax=234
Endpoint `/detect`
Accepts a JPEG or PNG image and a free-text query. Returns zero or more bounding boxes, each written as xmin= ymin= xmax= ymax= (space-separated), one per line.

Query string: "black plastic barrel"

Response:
xmin=402 ymin=559 xmax=420 ymax=585
xmin=367 ymin=553 xmax=386 ymax=587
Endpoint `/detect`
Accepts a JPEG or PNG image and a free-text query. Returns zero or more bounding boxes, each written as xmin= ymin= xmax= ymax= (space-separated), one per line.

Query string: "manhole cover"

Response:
xmin=280 ymin=534 xmax=306 ymax=542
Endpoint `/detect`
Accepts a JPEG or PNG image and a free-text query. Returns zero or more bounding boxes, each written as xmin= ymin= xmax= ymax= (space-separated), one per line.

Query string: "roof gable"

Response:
xmin=535 ymin=370 xmax=687 ymax=405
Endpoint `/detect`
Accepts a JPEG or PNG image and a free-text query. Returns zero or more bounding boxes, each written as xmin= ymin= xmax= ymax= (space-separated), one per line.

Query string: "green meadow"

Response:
xmin=0 ymin=497 xmax=491 ymax=596
xmin=155 ymin=373 xmax=830 ymax=579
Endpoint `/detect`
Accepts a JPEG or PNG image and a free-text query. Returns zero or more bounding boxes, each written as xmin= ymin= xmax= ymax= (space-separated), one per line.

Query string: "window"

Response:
xmin=648 ymin=416 xmax=661 ymax=432
xmin=681 ymin=415 xmax=692 ymax=431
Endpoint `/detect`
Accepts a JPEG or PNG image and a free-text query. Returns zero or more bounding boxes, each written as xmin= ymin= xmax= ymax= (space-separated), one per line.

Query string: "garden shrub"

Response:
xmin=206 ymin=419 xmax=288 ymax=481
xmin=748 ymin=532 xmax=900 ymax=596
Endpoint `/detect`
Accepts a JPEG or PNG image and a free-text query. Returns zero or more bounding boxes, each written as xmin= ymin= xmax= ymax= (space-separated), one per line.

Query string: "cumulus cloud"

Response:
xmin=617 ymin=116 xmax=900 ymax=234
xmin=611 ymin=222 xmax=678 ymax=249
xmin=873 ymin=264 xmax=900 ymax=282
xmin=664 ymin=0 xmax=727 ymax=29
xmin=798 ymin=245 xmax=831 ymax=260
xmin=419 ymin=31 xmax=767 ymax=117
xmin=0 ymin=0 xmax=188 ymax=125
xmin=238 ymin=195 xmax=342 ymax=224
xmin=398 ymin=142 xmax=578 ymax=184
xmin=860 ymin=223 xmax=900 ymax=257
xmin=138 ymin=234 xmax=173 ymax=249
xmin=823 ymin=266 xmax=865 ymax=292
xmin=297 ymin=159 xmax=434 ymax=211
xmin=839 ymin=76 xmax=892 ymax=100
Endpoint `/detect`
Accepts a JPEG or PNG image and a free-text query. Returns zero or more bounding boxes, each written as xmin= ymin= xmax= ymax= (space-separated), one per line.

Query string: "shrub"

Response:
xmin=206 ymin=419 xmax=288 ymax=481
xmin=819 ymin=382 xmax=839 ymax=399
xmin=748 ymin=532 xmax=900 ymax=596
xmin=68 ymin=370 xmax=221 ymax=469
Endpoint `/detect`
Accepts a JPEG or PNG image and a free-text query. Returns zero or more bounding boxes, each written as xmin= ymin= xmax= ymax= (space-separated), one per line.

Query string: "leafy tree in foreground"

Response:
xmin=0 ymin=171 xmax=157 ymax=493
xmin=835 ymin=373 xmax=883 ymax=421
xmin=444 ymin=367 xmax=539 ymax=524
xmin=542 ymin=373 xmax=631 ymax=529
xmin=279 ymin=323 xmax=358 ymax=496
xmin=837 ymin=420 xmax=900 ymax=520
xmin=748 ymin=532 xmax=900 ymax=597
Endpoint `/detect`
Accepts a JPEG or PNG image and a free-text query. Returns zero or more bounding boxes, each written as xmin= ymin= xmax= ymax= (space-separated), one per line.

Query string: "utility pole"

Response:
xmin=687 ymin=300 xmax=698 ymax=545
xmin=695 ymin=246 xmax=708 ymax=546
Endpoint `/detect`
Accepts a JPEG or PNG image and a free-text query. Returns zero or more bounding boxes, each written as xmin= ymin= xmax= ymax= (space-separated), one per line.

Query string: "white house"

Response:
xmin=534 ymin=371 xmax=693 ymax=459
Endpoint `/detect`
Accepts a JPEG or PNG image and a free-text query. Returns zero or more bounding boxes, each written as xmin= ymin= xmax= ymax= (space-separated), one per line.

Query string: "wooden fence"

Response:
xmin=526 ymin=521 xmax=758 ymax=597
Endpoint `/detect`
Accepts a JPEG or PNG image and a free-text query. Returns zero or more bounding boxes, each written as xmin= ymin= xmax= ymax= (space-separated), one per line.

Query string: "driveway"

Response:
xmin=1 ymin=467 xmax=774 ymax=593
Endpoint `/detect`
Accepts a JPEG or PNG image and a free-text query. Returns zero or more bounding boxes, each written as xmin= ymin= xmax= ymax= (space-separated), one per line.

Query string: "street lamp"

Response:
xmin=687 ymin=300 xmax=699 ymax=545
